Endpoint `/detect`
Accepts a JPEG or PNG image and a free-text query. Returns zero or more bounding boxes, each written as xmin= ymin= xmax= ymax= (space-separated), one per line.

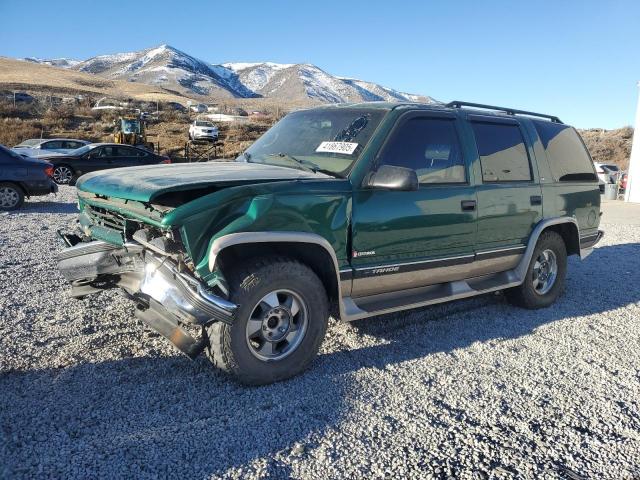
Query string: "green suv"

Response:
xmin=58 ymin=101 xmax=603 ymax=384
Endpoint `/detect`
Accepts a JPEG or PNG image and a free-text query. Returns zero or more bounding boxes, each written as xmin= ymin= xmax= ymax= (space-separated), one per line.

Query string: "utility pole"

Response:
xmin=625 ymin=82 xmax=640 ymax=203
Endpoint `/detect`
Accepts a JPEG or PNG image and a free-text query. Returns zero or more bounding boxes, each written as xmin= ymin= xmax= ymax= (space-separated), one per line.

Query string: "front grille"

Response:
xmin=85 ymin=205 xmax=127 ymax=232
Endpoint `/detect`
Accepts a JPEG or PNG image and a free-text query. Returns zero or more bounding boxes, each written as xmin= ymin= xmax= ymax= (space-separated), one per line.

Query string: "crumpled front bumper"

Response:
xmin=57 ymin=233 xmax=237 ymax=358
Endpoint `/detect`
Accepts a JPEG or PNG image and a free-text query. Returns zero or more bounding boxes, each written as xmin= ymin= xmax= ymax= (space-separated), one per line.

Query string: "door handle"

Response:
xmin=461 ymin=200 xmax=476 ymax=211
xmin=530 ymin=195 xmax=542 ymax=206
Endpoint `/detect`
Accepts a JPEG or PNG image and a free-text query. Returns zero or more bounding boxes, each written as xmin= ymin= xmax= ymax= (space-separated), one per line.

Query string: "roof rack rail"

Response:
xmin=446 ymin=101 xmax=562 ymax=124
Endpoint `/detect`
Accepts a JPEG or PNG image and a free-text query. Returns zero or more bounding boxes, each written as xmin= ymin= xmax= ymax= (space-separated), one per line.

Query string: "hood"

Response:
xmin=76 ymin=161 xmax=329 ymax=203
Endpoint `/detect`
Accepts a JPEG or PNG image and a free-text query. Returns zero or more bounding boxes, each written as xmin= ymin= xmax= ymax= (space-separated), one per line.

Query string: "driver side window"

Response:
xmin=378 ymin=117 xmax=466 ymax=184
xmin=87 ymin=147 xmax=104 ymax=158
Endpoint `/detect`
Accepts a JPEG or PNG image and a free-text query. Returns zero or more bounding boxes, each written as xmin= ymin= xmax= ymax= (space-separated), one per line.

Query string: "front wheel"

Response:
xmin=506 ymin=231 xmax=567 ymax=309
xmin=0 ymin=182 xmax=24 ymax=210
xmin=205 ymin=257 xmax=329 ymax=385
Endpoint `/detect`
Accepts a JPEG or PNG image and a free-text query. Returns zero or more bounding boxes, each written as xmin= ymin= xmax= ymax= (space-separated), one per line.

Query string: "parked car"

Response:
xmin=13 ymin=138 xmax=91 ymax=158
xmin=41 ymin=143 xmax=171 ymax=185
xmin=0 ymin=144 xmax=57 ymax=210
xmin=188 ymin=120 xmax=219 ymax=141
xmin=57 ymin=101 xmax=602 ymax=384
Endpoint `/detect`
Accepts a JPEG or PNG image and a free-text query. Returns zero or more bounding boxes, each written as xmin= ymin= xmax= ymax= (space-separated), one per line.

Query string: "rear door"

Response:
xmin=467 ymin=116 xmax=542 ymax=253
xmin=350 ymin=112 xmax=478 ymax=298
xmin=111 ymin=146 xmax=147 ymax=167
xmin=62 ymin=140 xmax=86 ymax=151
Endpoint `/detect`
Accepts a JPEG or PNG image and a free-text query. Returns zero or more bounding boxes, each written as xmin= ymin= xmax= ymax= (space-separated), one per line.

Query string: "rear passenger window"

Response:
xmin=471 ymin=122 xmax=532 ymax=182
xmin=533 ymin=121 xmax=597 ymax=182
xmin=378 ymin=117 xmax=466 ymax=184
xmin=42 ymin=141 xmax=63 ymax=150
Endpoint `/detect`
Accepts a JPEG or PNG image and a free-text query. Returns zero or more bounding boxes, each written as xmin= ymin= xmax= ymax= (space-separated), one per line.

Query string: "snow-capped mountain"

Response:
xmin=223 ymin=62 xmax=433 ymax=103
xmin=20 ymin=45 xmax=433 ymax=104
xmin=23 ymin=57 xmax=80 ymax=68
xmin=71 ymin=45 xmax=255 ymax=99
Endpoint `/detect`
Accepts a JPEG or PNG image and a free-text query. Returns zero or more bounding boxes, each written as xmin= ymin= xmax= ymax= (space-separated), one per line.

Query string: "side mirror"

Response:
xmin=365 ymin=165 xmax=419 ymax=191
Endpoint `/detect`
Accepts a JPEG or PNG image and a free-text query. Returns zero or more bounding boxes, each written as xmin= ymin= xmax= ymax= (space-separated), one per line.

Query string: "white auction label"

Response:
xmin=315 ymin=141 xmax=359 ymax=155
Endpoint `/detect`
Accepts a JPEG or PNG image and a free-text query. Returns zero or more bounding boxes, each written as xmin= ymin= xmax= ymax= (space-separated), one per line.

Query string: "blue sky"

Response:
xmin=1 ymin=0 xmax=638 ymax=129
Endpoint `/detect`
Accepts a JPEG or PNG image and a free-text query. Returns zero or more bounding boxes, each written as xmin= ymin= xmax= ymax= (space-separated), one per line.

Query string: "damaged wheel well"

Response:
xmin=216 ymin=242 xmax=340 ymax=307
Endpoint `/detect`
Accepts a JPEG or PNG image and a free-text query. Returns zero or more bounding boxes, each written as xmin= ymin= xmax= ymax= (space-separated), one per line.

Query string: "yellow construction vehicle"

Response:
xmin=113 ymin=115 xmax=155 ymax=151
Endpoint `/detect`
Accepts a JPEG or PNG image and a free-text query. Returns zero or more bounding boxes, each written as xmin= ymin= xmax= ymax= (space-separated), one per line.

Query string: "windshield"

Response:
xmin=121 ymin=119 xmax=141 ymax=134
xmin=237 ymin=108 xmax=387 ymax=177
xmin=14 ymin=139 xmax=42 ymax=148
xmin=195 ymin=121 xmax=214 ymax=127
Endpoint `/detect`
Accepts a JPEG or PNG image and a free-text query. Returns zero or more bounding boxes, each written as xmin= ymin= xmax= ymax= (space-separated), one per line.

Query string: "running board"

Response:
xmin=341 ymin=269 xmax=521 ymax=321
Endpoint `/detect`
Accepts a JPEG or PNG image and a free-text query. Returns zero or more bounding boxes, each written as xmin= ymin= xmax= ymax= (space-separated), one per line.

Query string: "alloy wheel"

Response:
xmin=53 ymin=166 xmax=73 ymax=184
xmin=0 ymin=186 xmax=20 ymax=209
xmin=245 ymin=289 xmax=308 ymax=361
xmin=532 ymin=249 xmax=558 ymax=295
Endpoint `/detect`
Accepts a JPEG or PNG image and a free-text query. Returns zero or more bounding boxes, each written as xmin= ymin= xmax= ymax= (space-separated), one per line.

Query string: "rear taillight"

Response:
xmin=44 ymin=166 xmax=54 ymax=177
xmin=160 ymin=157 xmax=171 ymax=164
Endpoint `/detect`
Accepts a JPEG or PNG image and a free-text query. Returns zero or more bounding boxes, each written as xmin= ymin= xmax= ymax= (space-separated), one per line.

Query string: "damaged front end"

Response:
xmin=57 ymin=231 xmax=237 ymax=359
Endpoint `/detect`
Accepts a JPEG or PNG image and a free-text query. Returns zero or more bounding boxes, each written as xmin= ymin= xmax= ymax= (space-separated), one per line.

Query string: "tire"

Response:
xmin=205 ymin=256 xmax=329 ymax=385
xmin=0 ymin=182 xmax=24 ymax=210
xmin=506 ymin=231 xmax=567 ymax=309
xmin=52 ymin=165 xmax=75 ymax=185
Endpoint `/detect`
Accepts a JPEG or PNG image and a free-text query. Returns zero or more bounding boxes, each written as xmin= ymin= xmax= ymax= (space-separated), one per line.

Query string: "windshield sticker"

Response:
xmin=316 ymin=141 xmax=359 ymax=155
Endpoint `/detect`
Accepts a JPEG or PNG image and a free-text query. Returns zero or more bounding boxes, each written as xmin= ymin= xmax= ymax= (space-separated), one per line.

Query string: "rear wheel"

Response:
xmin=0 ymin=182 xmax=24 ymax=210
xmin=52 ymin=165 xmax=75 ymax=185
xmin=506 ymin=231 xmax=567 ymax=309
xmin=205 ymin=256 xmax=329 ymax=385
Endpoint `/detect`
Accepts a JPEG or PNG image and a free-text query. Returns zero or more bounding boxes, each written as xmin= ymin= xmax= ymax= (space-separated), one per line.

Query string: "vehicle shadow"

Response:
xmin=1 ymin=242 xmax=637 ymax=478
xmin=16 ymin=200 xmax=78 ymax=215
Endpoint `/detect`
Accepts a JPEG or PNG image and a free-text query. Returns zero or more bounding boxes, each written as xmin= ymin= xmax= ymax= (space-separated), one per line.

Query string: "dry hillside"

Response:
xmin=579 ymin=127 xmax=633 ymax=170
xmin=0 ymin=57 xmax=192 ymax=104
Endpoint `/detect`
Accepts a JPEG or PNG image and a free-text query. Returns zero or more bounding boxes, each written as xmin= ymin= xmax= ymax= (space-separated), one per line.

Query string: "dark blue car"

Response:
xmin=0 ymin=144 xmax=58 ymax=210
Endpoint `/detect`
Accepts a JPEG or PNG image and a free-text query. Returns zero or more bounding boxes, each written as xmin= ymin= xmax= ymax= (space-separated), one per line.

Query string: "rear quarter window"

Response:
xmin=533 ymin=121 xmax=597 ymax=182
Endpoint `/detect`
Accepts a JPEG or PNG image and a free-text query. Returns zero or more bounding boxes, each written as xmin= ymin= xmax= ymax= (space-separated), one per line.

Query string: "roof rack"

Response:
xmin=446 ymin=101 xmax=562 ymax=124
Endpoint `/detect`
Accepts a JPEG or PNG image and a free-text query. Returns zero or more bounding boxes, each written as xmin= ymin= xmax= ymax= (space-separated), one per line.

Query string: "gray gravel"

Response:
xmin=1 ymin=186 xmax=639 ymax=479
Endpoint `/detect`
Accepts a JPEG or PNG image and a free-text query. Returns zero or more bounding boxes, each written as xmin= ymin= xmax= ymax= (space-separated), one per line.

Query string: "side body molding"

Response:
xmin=206 ymin=217 xmax=584 ymax=323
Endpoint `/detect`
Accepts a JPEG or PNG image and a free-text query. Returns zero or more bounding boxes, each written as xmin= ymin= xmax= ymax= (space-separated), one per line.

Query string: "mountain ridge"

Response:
xmin=22 ymin=44 xmax=435 ymax=105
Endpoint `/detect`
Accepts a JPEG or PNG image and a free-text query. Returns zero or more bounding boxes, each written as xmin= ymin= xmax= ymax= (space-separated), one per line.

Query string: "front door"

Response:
xmin=79 ymin=146 xmax=112 ymax=175
xmin=350 ymin=113 xmax=478 ymax=298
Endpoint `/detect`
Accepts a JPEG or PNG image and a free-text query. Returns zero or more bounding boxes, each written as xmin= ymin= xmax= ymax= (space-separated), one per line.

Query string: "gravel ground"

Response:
xmin=1 ymin=186 xmax=639 ymax=479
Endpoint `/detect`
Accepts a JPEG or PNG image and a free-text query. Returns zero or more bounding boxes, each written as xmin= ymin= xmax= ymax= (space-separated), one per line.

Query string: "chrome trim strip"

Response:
xmin=475 ymin=245 xmax=526 ymax=256
xmin=354 ymin=254 xmax=474 ymax=273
